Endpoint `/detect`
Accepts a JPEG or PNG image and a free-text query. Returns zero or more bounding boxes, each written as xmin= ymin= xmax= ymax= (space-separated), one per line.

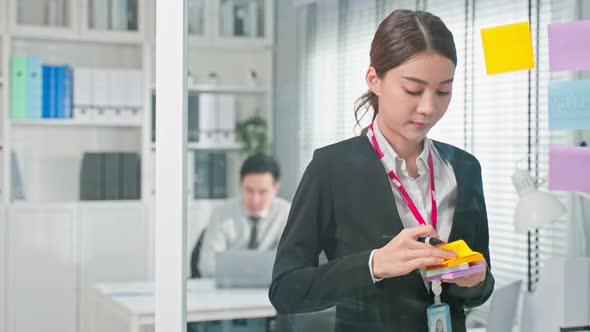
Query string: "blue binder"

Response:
xmin=62 ymin=66 xmax=73 ymax=118
xmin=42 ymin=65 xmax=52 ymax=118
xmin=27 ymin=57 xmax=43 ymax=119
xmin=55 ymin=66 xmax=65 ymax=118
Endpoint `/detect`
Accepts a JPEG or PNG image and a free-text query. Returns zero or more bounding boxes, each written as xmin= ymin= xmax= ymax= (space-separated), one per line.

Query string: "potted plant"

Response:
xmin=236 ymin=114 xmax=268 ymax=154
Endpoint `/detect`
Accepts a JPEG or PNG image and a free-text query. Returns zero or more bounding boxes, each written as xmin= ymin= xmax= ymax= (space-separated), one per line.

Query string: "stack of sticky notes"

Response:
xmin=426 ymin=240 xmax=486 ymax=281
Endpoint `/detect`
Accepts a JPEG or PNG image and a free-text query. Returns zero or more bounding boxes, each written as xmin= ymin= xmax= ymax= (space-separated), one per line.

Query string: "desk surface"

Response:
xmin=92 ymin=279 xmax=276 ymax=324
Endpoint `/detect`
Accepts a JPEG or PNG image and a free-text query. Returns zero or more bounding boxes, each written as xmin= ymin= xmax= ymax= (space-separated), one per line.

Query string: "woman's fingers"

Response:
xmin=377 ymin=226 xmax=465 ymax=277
xmin=442 ymin=273 xmax=484 ymax=287
xmin=407 ymin=239 xmax=431 ymax=249
xmin=406 ymin=257 xmax=445 ymax=271
xmin=441 ymin=262 xmax=487 ymax=287
xmin=434 ymin=247 xmax=458 ymax=259
xmin=402 ymin=240 xmax=457 ymax=258
xmin=403 ymin=225 xmax=439 ymax=239
xmin=401 ymin=247 xmax=456 ymax=261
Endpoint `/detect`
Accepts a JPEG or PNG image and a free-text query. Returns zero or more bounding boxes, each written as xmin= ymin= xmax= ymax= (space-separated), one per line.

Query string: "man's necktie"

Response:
xmin=248 ymin=216 xmax=261 ymax=249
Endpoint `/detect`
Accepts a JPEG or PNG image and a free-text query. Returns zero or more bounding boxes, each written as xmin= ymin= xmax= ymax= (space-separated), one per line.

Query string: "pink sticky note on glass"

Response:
xmin=548 ymin=20 xmax=590 ymax=72
xmin=549 ymin=146 xmax=590 ymax=193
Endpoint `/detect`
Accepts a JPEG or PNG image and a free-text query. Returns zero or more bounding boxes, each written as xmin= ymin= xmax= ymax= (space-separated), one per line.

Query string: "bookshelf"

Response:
xmin=11 ymin=118 xmax=143 ymax=127
xmin=81 ymin=0 xmax=147 ymax=44
xmin=150 ymin=0 xmax=273 ymax=200
xmin=1 ymin=35 xmax=7 ymax=205
xmin=12 ymin=0 xmax=75 ymax=28
xmin=1 ymin=2 xmax=152 ymax=332
xmin=187 ymin=0 xmax=273 ymax=47
xmin=188 ymin=83 xmax=268 ymax=94
xmin=9 ymin=0 xmax=78 ymax=40
xmin=215 ymin=0 xmax=273 ymax=47
xmin=0 ymin=1 xmax=275 ymax=332
xmin=6 ymin=37 xmax=146 ymax=204
xmin=188 ymin=0 xmax=210 ymax=43
xmin=0 ymin=0 xmax=6 ymax=33
xmin=150 ymin=142 xmax=242 ymax=151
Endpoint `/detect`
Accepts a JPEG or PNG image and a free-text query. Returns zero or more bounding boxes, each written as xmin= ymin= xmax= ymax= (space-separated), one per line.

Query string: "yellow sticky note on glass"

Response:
xmin=480 ymin=21 xmax=535 ymax=74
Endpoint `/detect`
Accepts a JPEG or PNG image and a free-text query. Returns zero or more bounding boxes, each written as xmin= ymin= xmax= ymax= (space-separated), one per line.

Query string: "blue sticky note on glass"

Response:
xmin=549 ymin=80 xmax=590 ymax=130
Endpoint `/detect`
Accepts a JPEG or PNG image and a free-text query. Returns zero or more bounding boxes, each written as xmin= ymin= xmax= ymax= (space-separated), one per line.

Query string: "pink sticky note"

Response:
xmin=426 ymin=264 xmax=486 ymax=282
xmin=548 ymin=20 xmax=590 ymax=72
xmin=549 ymin=146 xmax=590 ymax=192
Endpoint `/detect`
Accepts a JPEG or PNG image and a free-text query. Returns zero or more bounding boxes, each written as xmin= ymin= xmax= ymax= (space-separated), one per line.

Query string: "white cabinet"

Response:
xmin=4 ymin=202 xmax=150 ymax=332
xmin=78 ymin=203 xmax=149 ymax=284
xmin=77 ymin=202 xmax=150 ymax=332
xmin=6 ymin=204 xmax=77 ymax=332
xmin=0 ymin=205 xmax=6 ymax=332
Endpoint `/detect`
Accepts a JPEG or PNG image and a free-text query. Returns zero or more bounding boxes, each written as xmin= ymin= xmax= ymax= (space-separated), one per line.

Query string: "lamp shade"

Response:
xmin=512 ymin=169 xmax=566 ymax=233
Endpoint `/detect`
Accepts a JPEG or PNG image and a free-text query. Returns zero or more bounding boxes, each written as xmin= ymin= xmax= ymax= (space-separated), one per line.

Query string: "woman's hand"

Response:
xmin=442 ymin=259 xmax=487 ymax=288
xmin=372 ymin=225 xmax=457 ymax=279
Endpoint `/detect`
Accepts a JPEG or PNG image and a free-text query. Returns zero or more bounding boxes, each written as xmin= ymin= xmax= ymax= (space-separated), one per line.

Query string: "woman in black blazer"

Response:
xmin=269 ymin=9 xmax=494 ymax=332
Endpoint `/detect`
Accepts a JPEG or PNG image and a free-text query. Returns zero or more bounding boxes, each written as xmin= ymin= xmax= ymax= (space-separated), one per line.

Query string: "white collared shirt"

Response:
xmin=198 ymin=197 xmax=291 ymax=278
xmin=368 ymin=118 xmax=458 ymax=284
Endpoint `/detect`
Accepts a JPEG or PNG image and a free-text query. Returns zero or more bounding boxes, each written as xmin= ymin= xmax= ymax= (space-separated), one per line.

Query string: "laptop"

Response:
xmin=215 ymin=250 xmax=276 ymax=288
xmin=467 ymin=280 xmax=522 ymax=332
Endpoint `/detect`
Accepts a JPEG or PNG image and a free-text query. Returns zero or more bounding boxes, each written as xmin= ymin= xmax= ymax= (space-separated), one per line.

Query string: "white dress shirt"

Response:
xmin=198 ymin=197 xmax=291 ymax=278
xmin=367 ymin=118 xmax=458 ymax=284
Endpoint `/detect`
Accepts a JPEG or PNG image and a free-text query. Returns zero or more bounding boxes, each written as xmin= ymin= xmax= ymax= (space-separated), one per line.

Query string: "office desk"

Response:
xmin=86 ymin=279 xmax=276 ymax=332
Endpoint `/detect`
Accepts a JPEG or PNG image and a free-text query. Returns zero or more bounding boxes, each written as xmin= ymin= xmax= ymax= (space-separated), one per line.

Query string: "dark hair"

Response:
xmin=240 ymin=153 xmax=281 ymax=182
xmin=354 ymin=9 xmax=457 ymax=134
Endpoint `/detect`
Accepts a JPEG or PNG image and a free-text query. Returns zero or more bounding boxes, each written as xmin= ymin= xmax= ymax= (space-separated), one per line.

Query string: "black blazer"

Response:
xmin=269 ymin=135 xmax=495 ymax=332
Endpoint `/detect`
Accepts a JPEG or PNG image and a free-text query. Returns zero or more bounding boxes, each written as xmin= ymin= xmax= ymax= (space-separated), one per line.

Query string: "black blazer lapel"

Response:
xmin=433 ymin=140 xmax=477 ymax=243
xmin=353 ymin=136 xmax=405 ymax=238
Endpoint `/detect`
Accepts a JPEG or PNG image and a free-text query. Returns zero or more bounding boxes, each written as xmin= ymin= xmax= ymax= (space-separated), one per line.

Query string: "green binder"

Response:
xmin=10 ymin=56 xmax=28 ymax=119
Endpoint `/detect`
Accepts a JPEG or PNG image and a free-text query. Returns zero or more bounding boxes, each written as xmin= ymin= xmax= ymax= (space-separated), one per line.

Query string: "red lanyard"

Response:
xmin=369 ymin=121 xmax=437 ymax=229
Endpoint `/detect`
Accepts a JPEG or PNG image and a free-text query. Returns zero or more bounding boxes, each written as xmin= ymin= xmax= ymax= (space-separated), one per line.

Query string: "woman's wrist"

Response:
xmin=371 ymin=248 xmax=385 ymax=279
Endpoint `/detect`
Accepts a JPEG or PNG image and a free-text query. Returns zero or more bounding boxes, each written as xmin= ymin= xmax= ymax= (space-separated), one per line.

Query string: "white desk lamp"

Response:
xmin=512 ymin=166 xmax=589 ymax=331
xmin=512 ymin=169 xmax=566 ymax=233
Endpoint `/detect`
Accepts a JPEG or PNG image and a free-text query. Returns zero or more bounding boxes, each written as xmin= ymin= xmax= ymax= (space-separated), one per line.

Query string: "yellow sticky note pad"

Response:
xmin=427 ymin=240 xmax=483 ymax=270
xmin=439 ymin=240 xmax=476 ymax=257
xmin=480 ymin=21 xmax=535 ymax=74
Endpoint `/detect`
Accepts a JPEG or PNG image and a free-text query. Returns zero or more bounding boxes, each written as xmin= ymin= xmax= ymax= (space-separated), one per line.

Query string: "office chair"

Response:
xmin=190 ymin=230 xmax=207 ymax=278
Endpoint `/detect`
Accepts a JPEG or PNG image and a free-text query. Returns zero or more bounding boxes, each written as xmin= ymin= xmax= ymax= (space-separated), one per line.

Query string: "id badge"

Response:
xmin=427 ymin=302 xmax=452 ymax=332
